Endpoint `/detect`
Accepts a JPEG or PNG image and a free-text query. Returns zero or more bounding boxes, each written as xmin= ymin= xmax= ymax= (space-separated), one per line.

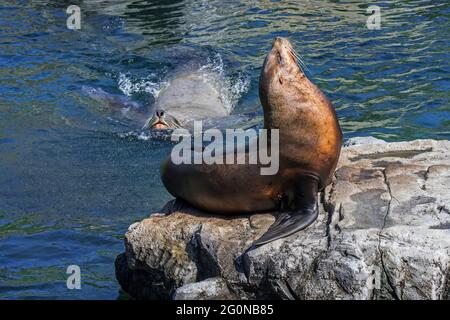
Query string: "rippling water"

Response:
xmin=0 ymin=0 xmax=448 ymax=299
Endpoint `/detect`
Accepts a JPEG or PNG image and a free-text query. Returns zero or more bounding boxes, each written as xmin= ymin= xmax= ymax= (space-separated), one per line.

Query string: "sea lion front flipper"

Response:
xmin=82 ymin=86 xmax=142 ymax=110
xmin=251 ymin=204 xmax=319 ymax=247
xmin=82 ymin=86 xmax=150 ymax=123
xmin=251 ymin=174 xmax=320 ymax=248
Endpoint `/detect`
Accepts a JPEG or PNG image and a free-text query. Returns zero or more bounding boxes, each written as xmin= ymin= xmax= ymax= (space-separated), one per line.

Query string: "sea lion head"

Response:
xmin=259 ymin=37 xmax=308 ymax=128
xmin=142 ymin=109 xmax=182 ymax=130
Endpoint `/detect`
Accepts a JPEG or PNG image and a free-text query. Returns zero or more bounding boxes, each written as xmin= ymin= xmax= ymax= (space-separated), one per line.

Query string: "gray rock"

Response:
xmin=115 ymin=139 xmax=450 ymax=300
xmin=344 ymin=136 xmax=386 ymax=147
xmin=173 ymin=277 xmax=235 ymax=300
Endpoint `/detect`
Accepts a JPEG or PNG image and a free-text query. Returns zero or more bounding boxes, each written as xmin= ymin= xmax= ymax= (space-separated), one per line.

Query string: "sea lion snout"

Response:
xmin=142 ymin=109 xmax=169 ymax=130
xmin=273 ymin=37 xmax=302 ymax=75
xmin=142 ymin=109 xmax=183 ymax=130
xmin=153 ymin=110 xmax=168 ymax=129
xmin=272 ymin=36 xmax=288 ymax=48
xmin=263 ymin=37 xmax=302 ymax=84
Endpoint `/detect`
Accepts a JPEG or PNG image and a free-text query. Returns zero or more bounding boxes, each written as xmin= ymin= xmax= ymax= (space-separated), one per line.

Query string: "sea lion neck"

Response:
xmin=260 ymin=71 xmax=312 ymax=130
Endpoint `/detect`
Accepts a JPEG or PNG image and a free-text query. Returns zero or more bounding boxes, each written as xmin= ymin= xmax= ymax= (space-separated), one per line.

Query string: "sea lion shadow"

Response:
xmin=160 ymin=198 xmax=276 ymax=221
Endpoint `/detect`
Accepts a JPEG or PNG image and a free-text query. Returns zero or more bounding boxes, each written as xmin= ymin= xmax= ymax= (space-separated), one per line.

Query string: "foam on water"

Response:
xmin=117 ymin=72 xmax=168 ymax=98
xmin=118 ymin=130 xmax=173 ymax=141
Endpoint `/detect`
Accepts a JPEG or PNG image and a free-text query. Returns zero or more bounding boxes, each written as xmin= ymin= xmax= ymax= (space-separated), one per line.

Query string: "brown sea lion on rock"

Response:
xmin=160 ymin=37 xmax=342 ymax=247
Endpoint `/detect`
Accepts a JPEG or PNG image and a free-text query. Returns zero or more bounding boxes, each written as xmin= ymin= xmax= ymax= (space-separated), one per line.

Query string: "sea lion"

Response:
xmin=83 ymin=65 xmax=248 ymax=131
xmin=142 ymin=69 xmax=230 ymax=130
xmin=160 ymin=37 xmax=342 ymax=247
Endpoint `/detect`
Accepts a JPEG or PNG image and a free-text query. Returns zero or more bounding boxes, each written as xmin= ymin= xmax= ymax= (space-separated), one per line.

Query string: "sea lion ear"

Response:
xmin=279 ymin=75 xmax=284 ymax=85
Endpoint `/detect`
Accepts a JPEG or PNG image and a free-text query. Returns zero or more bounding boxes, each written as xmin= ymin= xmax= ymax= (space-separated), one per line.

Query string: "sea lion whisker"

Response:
xmin=289 ymin=50 xmax=305 ymax=73
xmin=289 ymin=48 xmax=309 ymax=73
xmin=297 ymin=57 xmax=310 ymax=74
xmin=173 ymin=122 xmax=182 ymax=129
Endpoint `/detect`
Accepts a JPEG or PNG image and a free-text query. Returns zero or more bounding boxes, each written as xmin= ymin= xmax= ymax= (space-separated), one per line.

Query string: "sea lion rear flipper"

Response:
xmin=251 ymin=174 xmax=320 ymax=248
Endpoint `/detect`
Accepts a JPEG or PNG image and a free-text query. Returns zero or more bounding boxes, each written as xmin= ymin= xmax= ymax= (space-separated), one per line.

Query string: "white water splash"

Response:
xmin=199 ymin=53 xmax=250 ymax=112
xmin=117 ymin=73 xmax=168 ymax=98
xmin=118 ymin=130 xmax=173 ymax=141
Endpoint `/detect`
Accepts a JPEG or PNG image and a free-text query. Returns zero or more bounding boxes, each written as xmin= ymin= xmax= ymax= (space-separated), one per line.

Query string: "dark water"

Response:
xmin=0 ymin=0 xmax=448 ymax=299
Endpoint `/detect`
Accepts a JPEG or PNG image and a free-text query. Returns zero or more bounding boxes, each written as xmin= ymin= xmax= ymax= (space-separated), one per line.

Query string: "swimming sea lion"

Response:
xmin=142 ymin=69 xmax=230 ymax=130
xmin=160 ymin=37 xmax=342 ymax=247
xmin=84 ymin=66 xmax=243 ymax=131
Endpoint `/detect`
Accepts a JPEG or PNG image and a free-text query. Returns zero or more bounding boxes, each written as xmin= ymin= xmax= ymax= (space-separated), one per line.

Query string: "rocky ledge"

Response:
xmin=115 ymin=139 xmax=450 ymax=300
